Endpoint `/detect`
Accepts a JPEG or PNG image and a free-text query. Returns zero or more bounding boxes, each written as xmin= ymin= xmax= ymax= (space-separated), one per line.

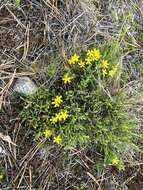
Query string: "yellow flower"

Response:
xmin=112 ymin=158 xmax=120 ymax=166
xmin=53 ymin=135 xmax=62 ymax=144
xmin=102 ymin=69 xmax=108 ymax=76
xmin=60 ymin=110 xmax=69 ymax=121
xmin=43 ymin=129 xmax=52 ymax=138
xmin=56 ymin=110 xmax=69 ymax=121
xmin=101 ymin=60 xmax=109 ymax=76
xmin=92 ymin=48 xmax=101 ymax=60
xmin=52 ymin=95 xmax=63 ymax=107
xmin=55 ymin=112 xmax=63 ymax=121
xmin=50 ymin=116 xmax=58 ymax=124
xmin=85 ymin=57 xmax=92 ymax=65
xmin=86 ymin=48 xmax=101 ymax=62
xmin=78 ymin=60 xmax=85 ymax=68
xmin=86 ymin=49 xmax=94 ymax=59
xmin=108 ymin=67 xmax=118 ymax=77
xmin=68 ymin=54 xmax=79 ymax=65
xmin=101 ymin=60 xmax=109 ymax=69
xmin=50 ymin=110 xmax=69 ymax=124
xmin=62 ymin=74 xmax=73 ymax=84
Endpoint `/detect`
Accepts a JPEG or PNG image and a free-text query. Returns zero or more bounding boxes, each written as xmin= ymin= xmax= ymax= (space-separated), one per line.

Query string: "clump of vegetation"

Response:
xmin=21 ymin=42 xmax=140 ymax=170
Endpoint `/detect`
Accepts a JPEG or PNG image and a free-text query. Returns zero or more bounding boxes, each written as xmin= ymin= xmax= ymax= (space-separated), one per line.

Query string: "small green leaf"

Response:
xmin=15 ymin=0 xmax=20 ymax=6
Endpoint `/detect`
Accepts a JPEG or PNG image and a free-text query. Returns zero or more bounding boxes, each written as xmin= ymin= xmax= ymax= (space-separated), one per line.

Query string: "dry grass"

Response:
xmin=0 ymin=0 xmax=143 ymax=189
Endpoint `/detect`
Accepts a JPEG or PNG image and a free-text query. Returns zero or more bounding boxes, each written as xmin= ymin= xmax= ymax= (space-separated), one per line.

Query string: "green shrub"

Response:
xmin=21 ymin=42 xmax=140 ymax=169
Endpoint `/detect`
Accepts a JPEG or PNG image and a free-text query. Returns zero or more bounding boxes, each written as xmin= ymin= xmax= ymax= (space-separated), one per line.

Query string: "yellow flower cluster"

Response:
xmin=50 ymin=110 xmax=69 ymax=124
xmin=52 ymin=95 xmax=63 ymax=107
xmin=86 ymin=48 xmax=101 ymax=64
xmin=68 ymin=54 xmax=79 ymax=65
xmin=46 ymin=48 xmax=118 ymax=146
xmin=68 ymin=48 xmax=101 ymax=68
xmin=101 ymin=60 xmax=109 ymax=76
xmin=101 ymin=59 xmax=118 ymax=77
xmin=50 ymin=94 xmax=69 ymax=144
xmin=43 ymin=129 xmax=62 ymax=144
xmin=43 ymin=129 xmax=53 ymax=138
xmin=67 ymin=49 xmax=118 ymax=78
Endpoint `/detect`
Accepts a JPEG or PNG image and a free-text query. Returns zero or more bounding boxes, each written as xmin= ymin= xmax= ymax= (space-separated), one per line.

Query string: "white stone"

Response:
xmin=13 ymin=77 xmax=37 ymax=95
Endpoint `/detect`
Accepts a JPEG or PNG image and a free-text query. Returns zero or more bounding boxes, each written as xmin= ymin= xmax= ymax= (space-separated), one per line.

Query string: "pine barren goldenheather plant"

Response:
xmin=21 ymin=42 xmax=141 ymax=169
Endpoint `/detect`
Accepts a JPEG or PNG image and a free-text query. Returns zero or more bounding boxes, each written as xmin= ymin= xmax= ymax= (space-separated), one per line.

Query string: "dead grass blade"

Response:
xmin=0 ymin=132 xmax=16 ymax=146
